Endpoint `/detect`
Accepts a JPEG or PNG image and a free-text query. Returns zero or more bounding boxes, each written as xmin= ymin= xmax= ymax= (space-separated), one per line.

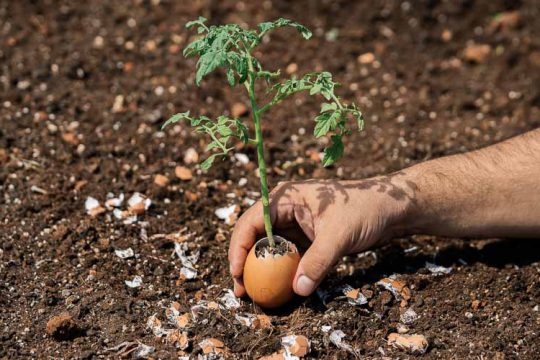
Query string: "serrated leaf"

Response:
xmin=162 ymin=111 xmax=190 ymax=129
xmin=183 ymin=38 xmax=206 ymax=57
xmin=235 ymin=119 xmax=249 ymax=143
xmin=320 ymin=102 xmax=337 ymax=113
xmin=195 ymin=50 xmax=227 ymax=85
xmin=234 ymin=57 xmax=247 ymax=83
xmin=191 ymin=115 xmax=210 ymax=127
xmin=258 ymin=18 xmax=312 ymax=40
xmin=227 ymin=68 xmax=235 ymax=86
xmin=314 ymin=111 xmax=340 ymax=138
xmin=217 ymin=125 xmax=233 ymax=137
xmin=322 ymin=135 xmax=344 ymax=167
xmin=310 ymin=84 xmax=322 ymax=95
xmin=219 ymin=136 xmax=231 ymax=145
xmin=186 ymin=16 xmax=207 ymax=29
xmin=206 ymin=141 xmax=220 ymax=151
xmin=201 ymin=155 xmax=216 ymax=170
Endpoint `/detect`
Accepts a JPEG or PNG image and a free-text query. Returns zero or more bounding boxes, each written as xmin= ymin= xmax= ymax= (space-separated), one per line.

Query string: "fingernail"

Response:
xmin=296 ymin=275 xmax=316 ymax=296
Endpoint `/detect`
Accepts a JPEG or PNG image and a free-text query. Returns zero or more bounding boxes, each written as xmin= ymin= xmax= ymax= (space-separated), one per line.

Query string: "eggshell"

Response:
xmin=243 ymin=236 xmax=300 ymax=308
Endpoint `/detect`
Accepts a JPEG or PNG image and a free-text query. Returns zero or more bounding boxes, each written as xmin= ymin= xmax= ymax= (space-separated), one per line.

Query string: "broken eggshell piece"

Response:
xmin=243 ymin=236 xmax=300 ymax=308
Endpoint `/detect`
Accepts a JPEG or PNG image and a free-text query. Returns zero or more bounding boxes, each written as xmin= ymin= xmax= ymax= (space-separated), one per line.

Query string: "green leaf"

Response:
xmin=322 ymin=135 xmax=344 ymax=167
xmin=309 ymin=84 xmax=322 ymax=95
xmin=227 ymin=68 xmax=235 ymax=86
xmin=162 ymin=111 xmax=190 ymax=129
xmin=314 ymin=111 xmax=340 ymax=138
xmin=217 ymin=125 xmax=233 ymax=137
xmin=195 ymin=50 xmax=227 ymax=85
xmin=235 ymin=119 xmax=249 ymax=143
xmin=206 ymin=141 xmax=220 ymax=151
xmin=201 ymin=154 xmax=217 ymax=170
xmin=320 ymin=102 xmax=337 ymax=113
xmin=356 ymin=112 xmax=365 ymax=131
xmin=183 ymin=38 xmax=206 ymax=57
xmin=258 ymin=18 xmax=312 ymax=40
xmin=234 ymin=57 xmax=247 ymax=83
xmin=191 ymin=115 xmax=210 ymax=127
xmin=186 ymin=16 xmax=207 ymax=29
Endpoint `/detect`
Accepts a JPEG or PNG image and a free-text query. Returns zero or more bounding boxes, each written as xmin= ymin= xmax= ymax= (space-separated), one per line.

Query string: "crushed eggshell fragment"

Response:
xmin=220 ymin=289 xmax=241 ymax=309
xmin=463 ymin=43 xmax=491 ymax=63
xmin=166 ymin=302 xmax=190 ymax=328
xmin=183 ymin=147 xmax=199 ymax=164
xmin=105 ymin=193 xmax=124 ymax=209
xmin=127 ymin=193 xmax=151 ymax=215
xmin=115 ymin=248 xmax=134 ymax=259
xmin=175 ymin=166 xmax=193 ymax=180
xmin=113 ymin=209 xmax=138 ymax=224
xmin=400 ymin=308 xmax=419 ymax=325
xmin=339 ymin=285 xmax=368 ymax=305
xmin=425 ymin=262 xmax=452 ymax=275
xmin=376 ymin=277 xmax=411 ymax=302
xmin=199 ymin=338 xmax=228 ymax=355
xmin=235 ymin=314 xmax=272 ymax=329
xmin=215 ymin=204 xmax=240 ymax=225
xmin=174 ymin=241 xmax=199 ymax=281
xmin=258 ymin=352 xmax=286 ymax=360
xmin=282 ymin=335 xmax=310 ymax=357
xmin=387 ymin=333 xmax=429 ymax=354
xmin=125 ymin=276 xmax=143 ymax=288
xmin=254 ymin=315 xmax=272 ymax=329
xmin=154 ymin=174 xmax=169 ymax=187
xmin=235 ymin=313 xmax=256 ymax=327
xmin=165 ymin=329 xmax=189 ymax=350
xmin=85 ymin=196 xmax=105 ymax=216
xmin=329 ymin=330 xmax=358 ymax=356
xmin=234 ymin=153 xmax=250 ymax=165
xmin=180 ymin=266 xmax=197 ymax=280
xmin=358 ymin=52 xmax=375 ymax=64
xmin=146 ymin=315 xmax=167 ymax=337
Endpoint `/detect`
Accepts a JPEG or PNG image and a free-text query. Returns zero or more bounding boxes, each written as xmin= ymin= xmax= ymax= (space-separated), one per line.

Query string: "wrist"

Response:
xmin=383 ymin=166 xmax=430 ymax=237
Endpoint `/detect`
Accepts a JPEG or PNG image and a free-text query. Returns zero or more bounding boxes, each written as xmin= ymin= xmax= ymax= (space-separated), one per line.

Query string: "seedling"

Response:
xmin=163 ymin=17 xmax=364 ymax=247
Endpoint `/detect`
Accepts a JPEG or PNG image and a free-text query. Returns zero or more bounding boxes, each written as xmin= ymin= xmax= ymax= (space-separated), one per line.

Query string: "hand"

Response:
xmin=229 ymin=175 xmax=415 ymax=297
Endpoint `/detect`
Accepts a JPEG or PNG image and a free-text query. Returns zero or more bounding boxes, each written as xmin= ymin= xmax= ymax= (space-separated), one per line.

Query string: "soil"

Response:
xmin=1 ymin=0 xmax=539 ymax=359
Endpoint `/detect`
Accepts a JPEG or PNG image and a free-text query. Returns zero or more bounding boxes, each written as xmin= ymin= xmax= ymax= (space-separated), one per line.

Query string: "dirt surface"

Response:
xmin=1 ymin=0 xmax=540 ymax=359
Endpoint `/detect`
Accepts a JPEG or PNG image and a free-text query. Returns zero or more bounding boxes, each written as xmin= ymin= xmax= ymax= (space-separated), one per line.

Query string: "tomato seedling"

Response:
xmin=164 ymin=17 xmax=364 ymax=248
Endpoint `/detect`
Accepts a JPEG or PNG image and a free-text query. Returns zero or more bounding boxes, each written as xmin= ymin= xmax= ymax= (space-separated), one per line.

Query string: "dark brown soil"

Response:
xmin=1 ymin=0 xmax=539 ymax=359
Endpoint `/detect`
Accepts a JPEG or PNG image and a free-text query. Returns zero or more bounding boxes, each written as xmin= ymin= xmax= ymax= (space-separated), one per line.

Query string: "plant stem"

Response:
xmin=246 ymin=56 xmax=275 ymax=247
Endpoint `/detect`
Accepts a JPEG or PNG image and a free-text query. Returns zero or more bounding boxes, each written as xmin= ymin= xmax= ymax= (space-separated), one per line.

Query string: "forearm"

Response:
xmin=400 ymin=128 xmax=540 ymax=238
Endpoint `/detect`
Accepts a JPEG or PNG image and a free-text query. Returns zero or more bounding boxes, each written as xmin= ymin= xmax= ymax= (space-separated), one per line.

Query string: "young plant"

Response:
xmin=163 ymin=17 xmax=364 ymax=248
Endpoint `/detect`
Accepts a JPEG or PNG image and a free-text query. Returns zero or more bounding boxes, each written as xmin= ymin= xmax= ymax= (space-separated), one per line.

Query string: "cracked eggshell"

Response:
xmin=387 ymin=333 xmax=429 ymax=354
xmin=243 ymin=236 xmax=300 ymax=308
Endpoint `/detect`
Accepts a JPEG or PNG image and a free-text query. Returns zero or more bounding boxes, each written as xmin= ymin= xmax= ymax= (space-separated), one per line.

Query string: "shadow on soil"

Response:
xmin=263 ymin=237 xmax=540 ymax=315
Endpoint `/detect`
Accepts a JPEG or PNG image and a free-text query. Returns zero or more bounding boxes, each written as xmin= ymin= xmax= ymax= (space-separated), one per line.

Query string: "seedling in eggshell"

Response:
xmin=163 ymin=17 xmax=365 ymax=249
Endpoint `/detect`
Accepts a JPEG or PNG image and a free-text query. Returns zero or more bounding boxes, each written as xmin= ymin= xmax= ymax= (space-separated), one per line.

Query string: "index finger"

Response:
xmin=228 ymin=201 xmax=265 ymax=279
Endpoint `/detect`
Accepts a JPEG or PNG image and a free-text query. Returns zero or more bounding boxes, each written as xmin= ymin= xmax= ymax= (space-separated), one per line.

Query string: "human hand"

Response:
xmin=229 ymin=175 xmax=415 ymax=297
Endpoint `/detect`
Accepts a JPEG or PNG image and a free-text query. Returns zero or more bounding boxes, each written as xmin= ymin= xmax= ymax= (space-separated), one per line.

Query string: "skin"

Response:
xmin=229 ymin=128 xmax=540 ymax=297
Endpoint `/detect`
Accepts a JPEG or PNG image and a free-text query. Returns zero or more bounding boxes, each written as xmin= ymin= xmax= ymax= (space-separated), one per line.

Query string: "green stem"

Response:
xmin=246 ymin=56 xmax=275 ymax=247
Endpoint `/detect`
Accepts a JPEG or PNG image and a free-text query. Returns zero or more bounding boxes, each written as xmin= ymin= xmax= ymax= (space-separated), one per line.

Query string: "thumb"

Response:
xmin=293 ymin=232 xmax=343 ymax=296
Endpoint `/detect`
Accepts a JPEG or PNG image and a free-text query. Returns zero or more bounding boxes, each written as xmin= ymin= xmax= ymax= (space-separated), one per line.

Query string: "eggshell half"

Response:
xmin=243 ymin=236 xmax=300 ymax=308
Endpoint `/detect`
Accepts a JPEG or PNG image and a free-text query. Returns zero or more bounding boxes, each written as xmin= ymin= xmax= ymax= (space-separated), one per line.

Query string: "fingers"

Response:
xmin=233 ymin=277 xmax=246 ymax=297
xmin=293 ymin=228 xmax=343 ymax=296
xmin=229 ymin=181 xmax=301 ymax=297
xmin=229 ymin=201 xmax=264 ymax=280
